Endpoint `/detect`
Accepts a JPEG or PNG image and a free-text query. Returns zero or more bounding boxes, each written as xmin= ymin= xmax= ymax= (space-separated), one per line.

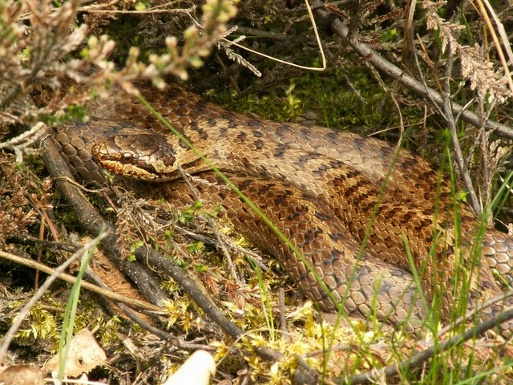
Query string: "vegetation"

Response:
xmin=0 ymin=0 xmax=513 ymax=384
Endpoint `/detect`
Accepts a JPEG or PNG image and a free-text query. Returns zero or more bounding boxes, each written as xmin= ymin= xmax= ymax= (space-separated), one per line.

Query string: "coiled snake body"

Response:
xmin=54 ymin=84 xmax=513 ymax=335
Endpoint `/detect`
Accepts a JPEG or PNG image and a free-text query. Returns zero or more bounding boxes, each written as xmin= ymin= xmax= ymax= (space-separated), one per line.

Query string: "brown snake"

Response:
xmin=52 ymin=84 xmax=513 ymax=336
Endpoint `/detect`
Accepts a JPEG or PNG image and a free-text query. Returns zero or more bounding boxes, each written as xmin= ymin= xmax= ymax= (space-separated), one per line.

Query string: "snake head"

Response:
xmin=92 ymin=133 xmax=179 ymax=181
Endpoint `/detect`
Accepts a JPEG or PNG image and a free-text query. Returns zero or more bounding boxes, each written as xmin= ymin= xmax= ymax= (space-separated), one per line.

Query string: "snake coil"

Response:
xmin=54 ymin=84 xmax=513 ymax=336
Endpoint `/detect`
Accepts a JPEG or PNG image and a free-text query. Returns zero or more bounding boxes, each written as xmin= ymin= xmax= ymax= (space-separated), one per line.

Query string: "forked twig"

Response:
xmin=313 ymin=4 xmax=513 ymax=139
xmin=441 ymin=41 xmax=482 ymax=215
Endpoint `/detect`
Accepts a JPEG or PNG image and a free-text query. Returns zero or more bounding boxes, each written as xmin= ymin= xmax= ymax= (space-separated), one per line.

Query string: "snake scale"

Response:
xmin=52 ymin=83 xmax=513 ymax=336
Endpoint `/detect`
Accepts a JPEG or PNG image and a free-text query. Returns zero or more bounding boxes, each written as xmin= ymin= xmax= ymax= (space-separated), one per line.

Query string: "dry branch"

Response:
xmin=314 ymin=5 xmax=513 ymax=139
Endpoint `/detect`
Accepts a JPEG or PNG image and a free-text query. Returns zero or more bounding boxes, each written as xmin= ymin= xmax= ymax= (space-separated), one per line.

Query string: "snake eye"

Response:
xmin=122 ymin=153 xmax=133 ymax=163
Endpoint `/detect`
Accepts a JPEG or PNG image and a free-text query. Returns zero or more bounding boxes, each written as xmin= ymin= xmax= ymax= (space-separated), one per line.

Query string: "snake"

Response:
xmin=52 ymin=83 xmax=513 ymax=336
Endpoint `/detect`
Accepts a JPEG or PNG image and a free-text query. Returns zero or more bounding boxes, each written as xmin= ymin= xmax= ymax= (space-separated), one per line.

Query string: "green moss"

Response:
xmin=213 ymin=67 xmax=425 ymax=140
xmin=212 ymin=83 xmax=304 ymax=122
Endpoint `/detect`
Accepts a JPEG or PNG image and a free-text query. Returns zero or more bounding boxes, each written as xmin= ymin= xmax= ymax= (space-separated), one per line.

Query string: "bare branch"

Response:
xmin=314 ymin=5 xmax=513 ymax=139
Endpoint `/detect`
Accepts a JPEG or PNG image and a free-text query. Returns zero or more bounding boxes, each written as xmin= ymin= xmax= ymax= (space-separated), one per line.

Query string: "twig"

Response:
xmin=341 ymin=307 xmax=513 ymax=384
xmin=313 ymin=5 xmax=513 ymax=139
xmin=438 ymin=288 xmax=513 ymax=337
xmin=0 ymin=250 xmax=160 ymax=312
xmin=210 ymin=0 xmax=326 ymax=73
xmin=477 ymin=0 xmax=513 ymax=95
xmin=8 ymin=235 xmax=77 ymax=253
xmin=0 ymin=232 xmax=107 ymax=363
xmin=441 ymin=41 xmax=482 ymax=215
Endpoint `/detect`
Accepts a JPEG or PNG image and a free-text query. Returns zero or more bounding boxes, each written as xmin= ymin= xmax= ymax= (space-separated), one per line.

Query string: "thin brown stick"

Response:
xmin=0 ymin=250 xmax=160 ymax=312
xmin=441 ymin=41 xmax=482 ymax=215
xmin=340 ymin=305 xmax=513 ymax=384
xmin=0 ymin=233 xmax=107 ymax=363
xmin=313 ymin=5 xmax=513 ymax=140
